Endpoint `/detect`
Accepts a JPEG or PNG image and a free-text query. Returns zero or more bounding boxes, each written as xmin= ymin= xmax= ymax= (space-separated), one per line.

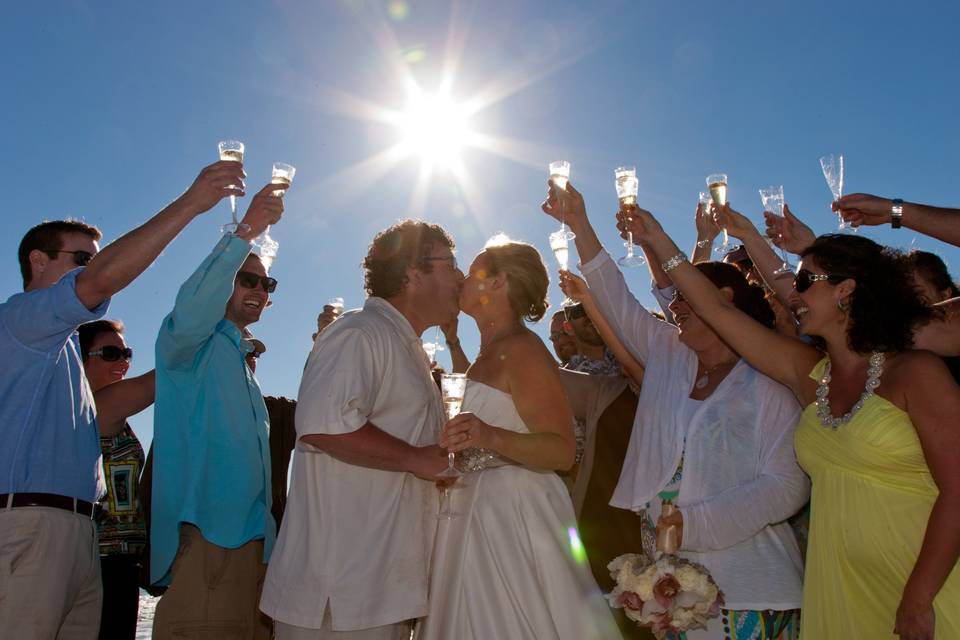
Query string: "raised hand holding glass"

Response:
xmin=615 ymin=166 xmax=645 ymax=267
xmin=218 ymin=140 xmax=247 ymax=234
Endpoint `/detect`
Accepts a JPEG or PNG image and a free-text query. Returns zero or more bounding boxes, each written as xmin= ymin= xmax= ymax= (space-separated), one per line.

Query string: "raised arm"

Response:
xmin=837 ymin=193 xmax=960 ymax=248
xmin=559 ymin=269 xmax=645 ymax=386
xmin=156 ymin=183 xmax=284 ymax=368
xmin=692 ymin=202 xmax=721 ymax=264
xmin=442 ymin=336 xmax=576 ymax=471
xmin=75 ymin=161 xmax=246 ymax=310
xmin=620 ymin=205 xmax=821 ymax=401
xmin=715 ymin=203 xmax=796 ymax=307
xmin=94 ymin=370 xmax=156 ymax=437
xmin=541 ymin=181 xmax=675 ymax=365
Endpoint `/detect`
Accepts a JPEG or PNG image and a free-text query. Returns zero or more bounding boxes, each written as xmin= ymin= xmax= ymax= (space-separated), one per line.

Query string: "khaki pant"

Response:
xmin=275 ymin=606 xmax=413 ymax=640
xmin=152 ymin=524 xmax=270 ymax=639
xmin=0 ymin=506 xmax=102 ymax=639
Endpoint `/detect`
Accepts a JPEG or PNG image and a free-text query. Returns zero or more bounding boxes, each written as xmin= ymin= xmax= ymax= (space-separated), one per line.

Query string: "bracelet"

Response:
xmin=695 ymin=239 xmax=712 ymax=248
xmin=445 ymin=337 xmax=461 ymax=348
xmin=661 ymin=252 xmax=688 ymax=273
xmin=891 ymin=198 xmax=903 ymax=229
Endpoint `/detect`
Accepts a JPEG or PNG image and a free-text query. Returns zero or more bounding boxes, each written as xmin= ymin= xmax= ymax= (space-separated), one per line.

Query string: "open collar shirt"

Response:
xmin=150 ymin=234 xmax=274 ymax=586
xmin=260 ymin=297 xmax=443 ymax=632
xmin=0 ymin=269 xmax=109 ymax=502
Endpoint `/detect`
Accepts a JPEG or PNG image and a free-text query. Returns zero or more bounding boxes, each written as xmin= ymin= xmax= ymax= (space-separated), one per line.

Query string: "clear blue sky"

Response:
xmin=2 ymin=0 xmax=958 ymax=448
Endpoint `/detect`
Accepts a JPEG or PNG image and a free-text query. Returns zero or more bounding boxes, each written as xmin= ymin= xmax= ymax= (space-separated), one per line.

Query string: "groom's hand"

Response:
xmin=409 ymin=444 xmax=451 ymax=482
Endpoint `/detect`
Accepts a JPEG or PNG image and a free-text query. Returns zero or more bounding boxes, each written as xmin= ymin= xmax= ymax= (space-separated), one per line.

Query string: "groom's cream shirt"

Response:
xmin=259 ymin=297 xmax=442 ymax=631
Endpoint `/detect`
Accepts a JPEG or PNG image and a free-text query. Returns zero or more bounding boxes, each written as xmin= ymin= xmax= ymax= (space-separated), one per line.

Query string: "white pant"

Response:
xmin=0 ymin=506 xmax=102 ymax=639
xmin=275 ymin=605 xmax=413 ymax=640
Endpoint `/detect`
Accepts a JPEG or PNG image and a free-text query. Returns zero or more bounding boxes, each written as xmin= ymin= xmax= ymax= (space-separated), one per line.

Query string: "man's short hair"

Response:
xmin=18 ymin=219 xmax=102 ymax=288
xmin=363 ymin=220 xmax=454 ymax=298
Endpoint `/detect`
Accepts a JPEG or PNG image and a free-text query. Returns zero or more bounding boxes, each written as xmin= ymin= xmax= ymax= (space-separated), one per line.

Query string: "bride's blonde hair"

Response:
xmin=483 ymin=234 xmax=549 ymax=323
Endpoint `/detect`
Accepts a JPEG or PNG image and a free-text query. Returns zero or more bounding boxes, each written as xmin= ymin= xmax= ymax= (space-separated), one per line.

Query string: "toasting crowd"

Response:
xmin=1 ymin=148 xmax=958 ymax=640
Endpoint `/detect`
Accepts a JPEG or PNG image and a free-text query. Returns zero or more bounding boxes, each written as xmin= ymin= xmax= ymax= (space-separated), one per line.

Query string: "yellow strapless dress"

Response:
xmin=795 ymin=359 xmax=959 ymax=639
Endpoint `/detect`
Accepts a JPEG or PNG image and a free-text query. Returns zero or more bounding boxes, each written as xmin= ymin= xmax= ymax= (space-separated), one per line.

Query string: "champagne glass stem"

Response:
xmin=625 ymin=231 xmax=635 ymax=257
xmin=447 ymin=451 xmax=456 ymax=470
xmin=230 ymin=195 xmax=238 ymax=224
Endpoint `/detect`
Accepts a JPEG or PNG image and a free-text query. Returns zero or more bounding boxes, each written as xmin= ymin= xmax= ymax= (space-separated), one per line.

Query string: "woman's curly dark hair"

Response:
xmin=363 ymin=220 xmax=455 ymax=298
xmin=802 ymin=234 xmax=932 ymax=353
xmin=695 ymin=262 xmax=775 ymax=329
xmin=904 ymin=249 xmax=960 ymax=302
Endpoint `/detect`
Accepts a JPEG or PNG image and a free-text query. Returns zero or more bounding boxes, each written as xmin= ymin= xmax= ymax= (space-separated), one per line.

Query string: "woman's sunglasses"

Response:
xmin=236 ymin=271 xmax=278 ymax=293
xmin=88 ymin=345 xmax=133 ymax=362
xmin=794 ymin=268 xmax=849 ymax=293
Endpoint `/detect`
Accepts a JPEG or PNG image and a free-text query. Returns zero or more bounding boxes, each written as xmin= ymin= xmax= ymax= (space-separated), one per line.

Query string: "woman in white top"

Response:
xmin=417 ymin=235 xmax=620 ymax=640
xmin=544 ymin=182 xmax=810 ymax=640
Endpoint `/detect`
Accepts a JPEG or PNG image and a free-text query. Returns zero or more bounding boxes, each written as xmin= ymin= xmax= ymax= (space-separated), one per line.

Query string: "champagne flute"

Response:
xmin=706 ymin=173 xmax=730 ymax=255
xmin=819 ymin=154 xmax=852 ymax=232
xmin=438 ymin=373 xmax=467 ymax=519
xmin=549 ymin=229 xmax=576 ymax=307
xmin=549 ymin=160 xmax=576 ymax=241
xmin=218 ymin=140 xmax=247 ymax=234
xmin=759 ymin=185 xmax=793 ymax=276
xmin=615 ymin=166 xmax=645 ymax=267
xmin=253 ymin=162 xmax=295 ymax=269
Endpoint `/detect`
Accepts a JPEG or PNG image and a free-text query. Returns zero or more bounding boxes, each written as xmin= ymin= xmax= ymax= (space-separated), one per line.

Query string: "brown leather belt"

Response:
xmin=1 ymin=493 xmax=94 ymax=518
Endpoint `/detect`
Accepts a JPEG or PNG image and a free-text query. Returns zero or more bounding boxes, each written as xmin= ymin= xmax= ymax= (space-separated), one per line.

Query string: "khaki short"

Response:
xmin=152 ymin=524 xmax=270 ymax=639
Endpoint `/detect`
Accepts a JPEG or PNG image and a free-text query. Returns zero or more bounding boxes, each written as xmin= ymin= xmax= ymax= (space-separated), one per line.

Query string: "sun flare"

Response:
xmin=397 ymin=91 xmax=470 ymax=164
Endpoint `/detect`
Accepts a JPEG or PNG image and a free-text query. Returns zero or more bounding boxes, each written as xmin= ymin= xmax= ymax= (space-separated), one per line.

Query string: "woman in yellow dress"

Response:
xmin=543 ymin=184 xmax=960 ymax=640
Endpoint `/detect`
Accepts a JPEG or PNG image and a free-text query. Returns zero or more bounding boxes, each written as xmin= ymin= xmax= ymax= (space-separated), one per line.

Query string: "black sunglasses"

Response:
xmin=794 ymin=268 xmax=849 ymax=293
xmin=88 ymin=345 xmax=133 ymax=362
xmin=236 ymin=271 xmax=277 ymax=293
xmin=45 ymin=249 xmax=94 ymax=266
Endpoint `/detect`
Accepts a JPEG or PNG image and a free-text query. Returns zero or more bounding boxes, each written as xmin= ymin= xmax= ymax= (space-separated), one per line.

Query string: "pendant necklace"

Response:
xmin=694 ymin=359 xmax=736 ymax=390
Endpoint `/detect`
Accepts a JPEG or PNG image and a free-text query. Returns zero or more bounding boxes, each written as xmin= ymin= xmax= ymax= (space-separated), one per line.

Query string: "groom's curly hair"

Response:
xmin=363 ymin=220 xmax=455 ymax=298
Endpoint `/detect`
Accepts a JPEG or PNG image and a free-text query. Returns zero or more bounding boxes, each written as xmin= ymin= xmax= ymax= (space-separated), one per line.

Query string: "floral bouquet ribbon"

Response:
xmin=606 ymin=501 xmax=724 ymax=638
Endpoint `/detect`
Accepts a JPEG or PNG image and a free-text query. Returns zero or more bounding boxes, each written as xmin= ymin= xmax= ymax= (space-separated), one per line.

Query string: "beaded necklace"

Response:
xmin=815 ymin=351 xmax=884 ymax=430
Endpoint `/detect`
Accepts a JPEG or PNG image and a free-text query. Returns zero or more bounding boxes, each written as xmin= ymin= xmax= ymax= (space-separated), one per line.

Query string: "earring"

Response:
xmin=837 ymin=298 xmax=849 ymax=312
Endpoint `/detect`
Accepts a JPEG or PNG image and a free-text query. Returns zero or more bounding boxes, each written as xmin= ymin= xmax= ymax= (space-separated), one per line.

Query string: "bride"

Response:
xmin=418 ymin=236 xmax=620 ymax=640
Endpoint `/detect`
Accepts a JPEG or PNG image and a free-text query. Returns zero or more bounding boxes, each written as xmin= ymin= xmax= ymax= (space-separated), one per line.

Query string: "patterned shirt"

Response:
xmin=97 ymin=423 xmax=146 ymax=556
xmin=565 ymin=349 xmax=621 ymax=377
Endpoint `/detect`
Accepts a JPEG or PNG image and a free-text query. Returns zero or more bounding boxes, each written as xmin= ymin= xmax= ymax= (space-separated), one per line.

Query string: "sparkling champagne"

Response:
xmin=552 ymin=245 xmax=569 ymax=270
xmin=550 ymin=173 xmax=568 ymax=191
xmin=271 ymin=175 xmax=292 ymax=186
xmin=443 ymin=398 xmax=463 ymax=420
xmin=220 ymin=149 xmax=243 ymax=163
xmin=709 ymin=181 xmax=728 ymax=207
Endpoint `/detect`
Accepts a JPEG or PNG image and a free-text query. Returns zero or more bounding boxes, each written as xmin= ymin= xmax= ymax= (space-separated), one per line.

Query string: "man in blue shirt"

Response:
xmin=0 ymin=159 xmax=247 ymax=638
xmin=151 ymin=182 xmax=285 ymax=639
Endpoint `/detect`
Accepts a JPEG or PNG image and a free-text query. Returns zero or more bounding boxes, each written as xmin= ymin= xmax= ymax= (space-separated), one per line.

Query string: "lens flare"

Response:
xmin=567 ymin=526 xmax=587 ymax=565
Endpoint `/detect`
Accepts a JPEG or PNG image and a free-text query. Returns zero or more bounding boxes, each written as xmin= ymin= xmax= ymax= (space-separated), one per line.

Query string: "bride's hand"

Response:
xmin=440 ymin=412 xmax=498 ymax=453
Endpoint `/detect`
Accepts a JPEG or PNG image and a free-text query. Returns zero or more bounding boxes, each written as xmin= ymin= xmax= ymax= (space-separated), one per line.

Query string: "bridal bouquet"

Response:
xmin=606 ymin=503 xmax=724 ymax=638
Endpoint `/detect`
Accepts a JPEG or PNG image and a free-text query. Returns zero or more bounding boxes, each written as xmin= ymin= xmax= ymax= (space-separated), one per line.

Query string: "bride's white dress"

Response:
xmin=418 ymin=381 xmax=621 ymax=640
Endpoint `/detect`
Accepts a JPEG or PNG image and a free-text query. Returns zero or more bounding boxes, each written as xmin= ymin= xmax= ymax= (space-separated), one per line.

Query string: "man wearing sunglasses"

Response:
xmin=151 ymin=181 xmax=285 ymax=639
xmin=0 ymin=159 xmax=248 ymax=637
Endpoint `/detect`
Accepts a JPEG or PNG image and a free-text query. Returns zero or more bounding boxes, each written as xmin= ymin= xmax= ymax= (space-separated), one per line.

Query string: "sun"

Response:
xmin=397 ymin=91 xmax=470 ymax=164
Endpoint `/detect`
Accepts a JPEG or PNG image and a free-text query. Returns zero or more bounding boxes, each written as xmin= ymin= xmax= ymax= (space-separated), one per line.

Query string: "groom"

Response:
xmin=260 ymin=220 xmax=463 ymax=639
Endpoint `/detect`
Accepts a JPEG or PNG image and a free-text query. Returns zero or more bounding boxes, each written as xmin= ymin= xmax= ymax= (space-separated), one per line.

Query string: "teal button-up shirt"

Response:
xmin=150 ymin=234 xmax=275 ymax=586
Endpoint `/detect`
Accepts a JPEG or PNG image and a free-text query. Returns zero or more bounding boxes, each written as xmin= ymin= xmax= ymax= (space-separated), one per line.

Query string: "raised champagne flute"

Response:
xmin=327 ymin=297 xmax=344 ymax=316
xmin=549 ymin=160 xmax=576 ymax=241
xmin=253 ymin=162 xmax=295 ymax=269
xmin=218 ymin=140 xmax=247 ymax=234
xmin=759 ymin=185 xmax=793 ymax=276
xmin=549 ymin=229 xmax=576 ymax=307
xmin=438 ymin=373 xmax=467 ymax=519
xmin=819 ymin=153 xmax=852 ymax=232
xmin=615 ymin=166 xmax=645 ymax=267
xmin=706 ymin=173 xmax=730 ymax=255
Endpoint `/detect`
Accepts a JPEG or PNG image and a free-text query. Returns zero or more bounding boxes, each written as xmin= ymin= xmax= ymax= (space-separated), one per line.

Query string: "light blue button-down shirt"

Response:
xmin=151 ymin=234 xmax=275 ymax=586
xmin=0 ymin=269 xmax=109 ymax=502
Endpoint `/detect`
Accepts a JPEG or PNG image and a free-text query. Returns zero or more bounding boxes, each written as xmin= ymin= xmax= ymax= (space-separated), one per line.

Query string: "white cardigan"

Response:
xmin=581 ymin=250 xmax=809 ymax=611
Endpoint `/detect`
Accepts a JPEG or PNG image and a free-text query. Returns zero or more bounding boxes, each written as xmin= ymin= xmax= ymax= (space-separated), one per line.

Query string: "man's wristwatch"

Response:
xmin=891 ymin=199 xmax=904 ymax=229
